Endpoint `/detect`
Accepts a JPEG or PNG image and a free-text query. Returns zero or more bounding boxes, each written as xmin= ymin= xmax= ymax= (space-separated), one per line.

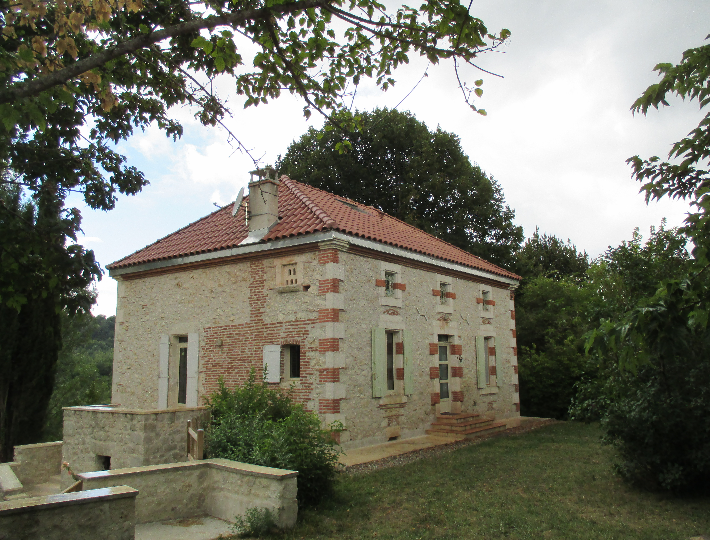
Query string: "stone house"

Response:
xmin=106 ymin=168 xmax=521 ymax=449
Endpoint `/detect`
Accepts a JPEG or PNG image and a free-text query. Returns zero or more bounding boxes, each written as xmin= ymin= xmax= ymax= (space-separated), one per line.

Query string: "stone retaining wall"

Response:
xmin=0 ymin=486 xmax=137 ymax=540
xmin=11 ymin=441 xmax=62 ymax=486
xmin=79 ymin=458 xmax=298 ymax=528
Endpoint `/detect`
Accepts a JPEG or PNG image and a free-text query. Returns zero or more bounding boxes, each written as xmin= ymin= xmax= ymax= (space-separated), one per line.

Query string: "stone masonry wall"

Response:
xmin=11 ymin=441 xmax=62 ymax=485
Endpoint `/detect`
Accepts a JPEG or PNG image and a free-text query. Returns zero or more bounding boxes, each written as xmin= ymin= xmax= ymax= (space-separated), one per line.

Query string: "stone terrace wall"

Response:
xmin=62 ymin=405 xmax=209 ymax=488
xmin=11 ymin=441 xmax=62 ymax=485
xmin=0 ymin=486 xmax=137 ymax=540
xmin=80 ymin=458 xmax=298 ymax=528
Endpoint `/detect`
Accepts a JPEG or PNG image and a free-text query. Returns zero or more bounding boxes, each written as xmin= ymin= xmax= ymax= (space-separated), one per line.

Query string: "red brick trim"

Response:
xmin=429 ymin=366 xmax=439 ymax=379
xmin=451 ymin=366 xmax=463 ymax=378
xmin=515 ymin=402 xmax=521 ymax=412
xmin=396 ymin=368 xmax=404 ymax=380
xmin=511 ymin=329 xmax=517 ymax=338
xmin=429 ymin=343 xmax=438 ymax=355
xmin=514 ymin=384 xmax=519 ymax=393
xmin=450 ymin=344 xmax=462 ymax=356
xmin=488 ymin=346 xmax=496 ymax=356
xmin=319 ymin=368 xmax=340 ymax=383
xmin=319 ymin=338 xmax=340 ymax=353
xmin=395 ymin=342 xmax=404 ymax=355
xmin=375 ymin=279 xmax=386 ymax=287
xmin=510 ymin=291 xmax=516 ymax=300
xmin=511 ymin=310 xmax=516 ymax=320
xmin=431 ymin=393 xmax=441 ymax=405
xmin=393 ymin=282 xmax=406 ymax=291
xmin=432 ymin=289 xmax=441 ymax=297
xmin=476 ymin=297 xmax=484 ymax=304
xmin=484 ymin=299 xmax=495 ymax=306
xmin=318 ymin=249 xmax=339 ymax=264
xmin=445 ymin=291 xmax=456 ymax=299
xmin=514 ymin=365 xmax=518 ymax=374
xmin=452 ymin=391 xmax=464 ymax=402
xmin=489 ymin=366 xmax=497 ymax=376
xmin=318 ymin=309 xmax=340 ymax=323
xmin=318 ymin=278 xmax=340 ymax=294
xmin=319 ymin=398 xmax=341 ymax=414
xmin=512 ymin=347 xmax=517 ymax=356
xmin=329 ymin=431 xmax=341 ymax=444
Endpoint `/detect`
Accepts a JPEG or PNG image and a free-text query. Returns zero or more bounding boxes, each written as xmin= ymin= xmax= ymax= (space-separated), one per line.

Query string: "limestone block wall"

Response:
xmin=0 ymin=486 xmax=137 ymax=540
xmin=80 ymin=458 xmax=298 ymax=528
xmin=11 ymin=441 xmax=62 ymax=485
xmin=62 ymin=406 xmax=209 ymax=488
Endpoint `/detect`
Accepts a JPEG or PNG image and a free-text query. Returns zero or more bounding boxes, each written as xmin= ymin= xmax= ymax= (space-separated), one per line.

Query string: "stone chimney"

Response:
xmin=247 ymin=166 xmax=280 ymax=232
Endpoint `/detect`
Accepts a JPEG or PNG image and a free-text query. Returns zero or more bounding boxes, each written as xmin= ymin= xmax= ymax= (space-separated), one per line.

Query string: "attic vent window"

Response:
xmin=283 ymin=263 xmax=298 ymax=285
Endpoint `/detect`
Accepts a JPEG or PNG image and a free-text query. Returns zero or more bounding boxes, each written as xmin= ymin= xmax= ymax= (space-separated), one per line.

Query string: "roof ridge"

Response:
xmin=281 ymin=176 xmax=336 ymax=229
xmin=107 ymin=205 xmax=229 ymax=269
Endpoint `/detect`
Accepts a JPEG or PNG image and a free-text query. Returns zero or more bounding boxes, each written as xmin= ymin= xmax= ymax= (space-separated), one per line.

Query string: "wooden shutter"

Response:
xmin=263 ymin=345 xmax=281 ymax=383
xmin=476 ymin=336 xmax=486 ymax=389
xmin=186 ymin=332 xmax=199 ymax=406
xmin=402 ymin=329 xmax=413 ymax=395
xmin=371 ymin=328 xmax=387 ymax=397
xmin=158 ymin=334 xmax=169 ymax=408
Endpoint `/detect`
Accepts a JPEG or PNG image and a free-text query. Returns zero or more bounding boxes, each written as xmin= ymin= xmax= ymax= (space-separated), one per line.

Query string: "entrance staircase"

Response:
xmin=426 ymin=412 xmax=507 ymax=439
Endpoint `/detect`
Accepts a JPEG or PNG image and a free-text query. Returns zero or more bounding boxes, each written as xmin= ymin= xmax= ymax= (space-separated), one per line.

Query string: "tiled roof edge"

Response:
xmin=281 ymin=176 xmax=336 ymax=228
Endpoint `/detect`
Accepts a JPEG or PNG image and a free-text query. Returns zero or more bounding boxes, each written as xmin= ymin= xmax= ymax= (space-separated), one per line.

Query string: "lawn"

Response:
xmin=276 ymin=422 xmax=709 ymax=540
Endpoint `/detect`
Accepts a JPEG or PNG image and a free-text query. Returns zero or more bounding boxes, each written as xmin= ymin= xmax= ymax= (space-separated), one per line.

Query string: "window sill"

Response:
xmin=275 ymin=285 xmax=302 ymax=294
xmin=436 ymin=304 xmax=453 ymax=314
xmin=379 ymin=296 xmax=402 ymax=308
xmin=479 ymin=387 xmax=499 ymax=395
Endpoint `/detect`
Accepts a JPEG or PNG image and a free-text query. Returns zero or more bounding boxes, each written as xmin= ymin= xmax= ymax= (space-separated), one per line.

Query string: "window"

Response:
xmin=438 ymin=335 xmax=450 ymax=399
xmin=371 ymin=328 xmax=412 ymax=397
xmin=385 ymin=271 xmax=396 ymax=297
xmin=440 ymin=282 xmax=449 ymax=304
xmin=482 ymin=290 xmax=491 ymax=311
xmin=476 ymin=336 xmax=496 ymax=390
xmin=282 ymin=263 xmax=298 ymax=285
xmin=286 ymin=344 xmax=301 ymax=379
xmin=386 ymin=332 xmax=395 ymax=390
xmin=177 ymin=336 xmax=188 ymax=404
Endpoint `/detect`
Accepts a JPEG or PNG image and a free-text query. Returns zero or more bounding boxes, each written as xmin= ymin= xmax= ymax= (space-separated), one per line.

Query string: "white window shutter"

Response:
xmin=402 ymin=329 xmax=413 ymax=395
xmin=158 ymin=335 xmax=169 ymax=409
xmin=263 ymin=345 xmax=281 ymax=383
xmin=186 ymin=332 xmax=199 ymax=406
xmin=476 ymin=336 xmax=486 ymax=389
xmin=371 ymin=328 xmax=387 ymax=397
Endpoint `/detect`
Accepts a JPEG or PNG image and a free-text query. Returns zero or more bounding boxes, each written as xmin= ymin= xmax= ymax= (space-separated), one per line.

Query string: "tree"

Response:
xmin=514 ymin=228 xmax=589 ymax=284
xmin=0 ymin=0 xmax=508 ymax=457
xmin=277 ymin=108 xmax=523 ymax=267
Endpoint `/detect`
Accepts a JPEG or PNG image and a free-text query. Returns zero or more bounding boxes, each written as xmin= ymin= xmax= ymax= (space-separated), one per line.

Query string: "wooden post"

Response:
xmin=196 ymin=428 xmax=204 ymax=460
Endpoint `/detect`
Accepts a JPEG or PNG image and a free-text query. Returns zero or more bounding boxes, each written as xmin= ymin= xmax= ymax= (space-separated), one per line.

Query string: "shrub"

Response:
xmin=205 ymin=370 xmax=343 ymax=507
xmin=232 ymin=507 xmax=277 ymax=538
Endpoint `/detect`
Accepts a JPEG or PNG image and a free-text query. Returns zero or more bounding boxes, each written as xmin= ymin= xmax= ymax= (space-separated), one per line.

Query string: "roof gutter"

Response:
xmin=108 ymin=230 xmax=519 ymax=287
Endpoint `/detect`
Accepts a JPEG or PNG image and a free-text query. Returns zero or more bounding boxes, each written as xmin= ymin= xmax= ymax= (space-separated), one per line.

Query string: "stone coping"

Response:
xmin=13 ymin=441 xmax=62 ymax=450
xmin=79 ymin=458 xmax=298 ymax=481
xmin=0 ymin=486 xmax=137 ymax=514
xmin=63 ymin=405 xmax=209 ymax=414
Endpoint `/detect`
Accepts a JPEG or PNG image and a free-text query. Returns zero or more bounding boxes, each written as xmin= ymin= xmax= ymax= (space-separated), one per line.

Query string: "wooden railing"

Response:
xmin=187 ymin=419 xmax=204 ymax=460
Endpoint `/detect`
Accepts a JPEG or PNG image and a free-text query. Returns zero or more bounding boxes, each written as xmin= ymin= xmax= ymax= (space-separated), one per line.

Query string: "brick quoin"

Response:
xmin=450 ymin=344 xmax=462 ymax=356
xmin=393 ymin=282 xmax=406 ymax=291
xmin=510 ymin=290 xmax=516 ymax=300
xmin=395 ymin=342 xmax=404 ymax=355
xmin=318 ymin=278 xmax=340 ymax=294
xmin=319 ymin=399 xmax=341 ymax=414
xmin=452 ymin=391 xmax=464 ymax=402
xmin=476 ymin=297 xmax=483 ymax=304
xmin=488 ymin=347 xmax=496 ymax=356
xmin=451 ymin=366 xmax=463 ymax=378
xmin=429 ymin=343 xmax=438 ymax=355
xmin=445 ymin=291 xmax=456 ymax=299
xmin=318 ymin=249 xmax=339 ymax=264
xmin=514 ymin=384 xmax=519 ymax=393
xmin=375 ymin=279 xmax=386 ymax=287
xmin=511 ymin=310 xmax=516 ymax=320
xmin=429 ymin=366 xmax=439 ymax=379
xmin=396 ymin=368 xmax=404 ymax=380
xmin=511 ymin=329 xmax=517 ymax=338
xmin=515 ymin=403 xmax=521 ymax=412
xmin=513 ymin=365 xmax=519 ymax=374
xmin=489 ymin=366 xmax=497 ymax=376
xmin=484 ymin=299 xmax=495 ymax=306
xmin=431 ymin=393 xmax=441 ymax=405
xmin=512 ymin=347 xmax=518 ymax=356
xmin=319 ymin=368 xmax=340 ymax=383
xmin=432 ymin=289 xmax=441 ymax=296
xmin=318 ymin=309 xmax=340 ymax=323
xmin=319 ymin=338 xmax=340 ymax=353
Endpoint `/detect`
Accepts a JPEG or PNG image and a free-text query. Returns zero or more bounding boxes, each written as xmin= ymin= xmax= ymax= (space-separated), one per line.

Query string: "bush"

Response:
xmin=205 ymin=370 xmax=343 ymax=507
xmin=232 ymin=507 xmax=277 ymax=538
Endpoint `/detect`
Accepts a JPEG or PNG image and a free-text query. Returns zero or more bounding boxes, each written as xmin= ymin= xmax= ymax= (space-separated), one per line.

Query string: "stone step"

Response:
xmin=0 ymin=463 xmax=23 ymax=495
xmin=426 ymin=421 xmax=508 ymax=439
xmin=429 ymin=418 xmax=494 ymax=431
xmin=434 ymin=412 xmax=481 ymax=424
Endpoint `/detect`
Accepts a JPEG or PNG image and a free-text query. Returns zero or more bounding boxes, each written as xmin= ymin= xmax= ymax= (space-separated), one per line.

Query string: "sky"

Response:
xmin=67 ymin=0 xmax=710 ymax=317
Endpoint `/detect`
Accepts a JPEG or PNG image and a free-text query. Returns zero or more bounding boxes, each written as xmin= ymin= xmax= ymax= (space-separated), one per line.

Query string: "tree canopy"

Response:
xmin=278 ymin=108 xmax=523 ymax=268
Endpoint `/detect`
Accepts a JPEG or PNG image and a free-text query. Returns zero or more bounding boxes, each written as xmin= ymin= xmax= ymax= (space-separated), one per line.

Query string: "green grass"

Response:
xmin=267 ymin=422 xmax=710 ymax=540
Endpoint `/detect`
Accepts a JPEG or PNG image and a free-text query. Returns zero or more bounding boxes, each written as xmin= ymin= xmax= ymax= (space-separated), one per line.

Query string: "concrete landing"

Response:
xmin=136 ymin=516 xmax=233 ymax=540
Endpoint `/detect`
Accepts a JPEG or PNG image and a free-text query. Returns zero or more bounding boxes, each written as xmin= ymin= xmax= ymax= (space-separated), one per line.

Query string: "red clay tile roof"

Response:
xmin=108 ymin=177 xmax=519 ymax=280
